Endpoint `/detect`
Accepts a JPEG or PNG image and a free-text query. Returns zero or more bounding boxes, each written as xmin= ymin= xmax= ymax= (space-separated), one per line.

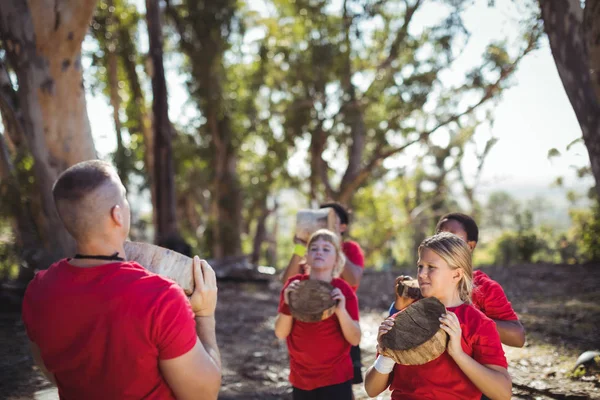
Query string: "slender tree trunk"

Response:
xmin=145 ymin=0 xmax=178 ymax=245
xmin=0 ymin=0 xmax=98 ymax=264
xmin=540 ymin=0 xmax=600 ymax=198
xmin=106 ymin=0 xmax=127 ymax=189
xmin=251 ymin=198 xmax=270 ymax=265
xmin=117 ymin=19 xmax=155 ymax=218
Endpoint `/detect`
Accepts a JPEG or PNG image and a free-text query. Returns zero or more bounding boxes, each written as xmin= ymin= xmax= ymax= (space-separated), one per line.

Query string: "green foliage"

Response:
xmin=569 ymin=202 xmax=600 ymax=263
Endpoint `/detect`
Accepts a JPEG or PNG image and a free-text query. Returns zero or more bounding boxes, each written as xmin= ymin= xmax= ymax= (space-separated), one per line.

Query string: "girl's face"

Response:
xmin=417 ymin=248 xmax=462 ymax=301
xmin=306 ymin=238 xmax=337 ymax=272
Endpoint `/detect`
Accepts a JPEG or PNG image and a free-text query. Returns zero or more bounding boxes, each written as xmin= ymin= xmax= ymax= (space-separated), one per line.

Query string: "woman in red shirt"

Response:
xmin=275 ymin=229 xmax=361 ymax=399
xmin=364 ymin=233 xmax=512 ymax=400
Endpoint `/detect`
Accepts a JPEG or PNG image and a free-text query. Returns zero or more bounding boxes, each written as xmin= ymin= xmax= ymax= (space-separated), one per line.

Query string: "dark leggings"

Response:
xmin=292 ymin=380 xmax=353 ymax=400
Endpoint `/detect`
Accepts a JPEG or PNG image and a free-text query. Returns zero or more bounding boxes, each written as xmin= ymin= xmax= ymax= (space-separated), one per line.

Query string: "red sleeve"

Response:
xmin=472 ymin=271 xmax=518 ymax=321
xmin=152 ymin=284 xmax=197 ymax=360
xmin=278 ymin=275 xmax=306 ymax=315
xmin=336 ymin=279 xmax=359 ymax=321
xmin=472 ymin=317 xmax=508 ymax=368
xmin=21 ymin=271 xmax=45 ymax=343
xmin=342 ymin=241 xmax=365 ymax=268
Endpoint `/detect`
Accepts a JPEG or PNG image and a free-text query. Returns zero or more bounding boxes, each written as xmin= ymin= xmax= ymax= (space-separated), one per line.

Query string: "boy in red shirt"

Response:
xmin=280 ymin=202 xmax=365 ymax=385
xmin=21 ymin=160 xmax=221 ymax=399
xmin=389 ymin=213 xmax=526 ymax=348
xmin=276 ymin=229 xmax=361 ymax=399
xmin=365 ymin=233 xmax=512 ymax=400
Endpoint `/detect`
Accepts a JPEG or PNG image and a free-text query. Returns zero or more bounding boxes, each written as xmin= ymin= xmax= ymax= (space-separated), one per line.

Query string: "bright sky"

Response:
xmin=86 ymin=0 xmax=592 ymax=212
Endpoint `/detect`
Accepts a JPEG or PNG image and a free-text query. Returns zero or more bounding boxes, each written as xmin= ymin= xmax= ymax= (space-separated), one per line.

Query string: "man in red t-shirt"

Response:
xmin=21 ymin=160 xmax=222 ymax=399
xmin=280 ymin=202 xmax=365 ymax=386
xmin=389 ymin=213 xmax=526 ymax=348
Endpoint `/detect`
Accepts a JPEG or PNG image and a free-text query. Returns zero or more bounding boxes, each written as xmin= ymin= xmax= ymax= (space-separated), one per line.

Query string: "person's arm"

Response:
xmin=159 ymin=257 xmax=222 ymax=400
xmin=364 ymin=318 xmax=396 ymax=397
xmin=280 ymin=254 xmax=304 ymax=283
xmin=473 ymin=271 xmax=525 ymax=348
xmin=280 ymin=238 xmax=307 ymax=283
xmin=441 ymin=312 xmax=512 ymax=400
xmin=28 ymin=340 xmax=56 ymax=385
xmin=274 ymin=313 xmax=294 ymax=339
xmin=494 ymin=319 xmax=525 ymax=348
xmin=274 ymin=279 xmax=300 ymax=339
xmin=331 ymin=288 xmax=361 ymax=346
xmin=339 ymin=258 xmax=363 ymax=287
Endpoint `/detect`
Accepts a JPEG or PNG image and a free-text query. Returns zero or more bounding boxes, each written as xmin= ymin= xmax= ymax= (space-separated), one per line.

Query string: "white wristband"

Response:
xmin=373 ymin=354 xmax=396 ymax=374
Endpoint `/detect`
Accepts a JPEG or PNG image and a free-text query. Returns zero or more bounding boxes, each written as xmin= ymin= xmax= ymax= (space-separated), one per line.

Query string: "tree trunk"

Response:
xmin=0 ymin=0 xmax=98 ymax=265
xmin=145 ymin=0 xmax=179 ymax=245
xmin=116 ymin=15 xmax=155 ymax=219
xmin=540 ymin=0 xmax=600 ymax=198
xmin=105 ymin=0 xmax=128 ymax=189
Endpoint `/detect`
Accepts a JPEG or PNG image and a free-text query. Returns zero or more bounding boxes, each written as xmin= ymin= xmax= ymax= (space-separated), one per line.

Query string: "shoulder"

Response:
xmin=473 ymin=270 xmax=505 ymax=295
xmin=342 ymin=240 xmax=365 ymax=266
xmin=456 ymin=303 xmax=496 ymax=332
xmin=342 ymin=240 xmax=363 ymax=253
xmin=331 ymin=278 xmax=355 ymax=296
xmin=283 ymin=274 xmax=308 ymax=288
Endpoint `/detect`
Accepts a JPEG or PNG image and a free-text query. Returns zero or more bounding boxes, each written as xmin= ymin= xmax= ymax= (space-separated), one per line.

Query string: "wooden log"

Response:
xmin=397 ymin=277 xmax=423 ymax=300
xmin=379 ymin=297 xmax=448 ymax=365
xmin=295 ymin=208 xmax=338 ymax=243
xmin=288 ymin=279 xmax=337 ymax=323
xmin=124 ymin=241 xmax=194 ymax=295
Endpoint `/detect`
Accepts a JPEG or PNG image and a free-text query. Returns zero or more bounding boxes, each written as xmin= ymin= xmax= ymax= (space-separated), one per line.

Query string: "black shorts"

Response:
xmin=350 ymin=345 xmax=363 ymax=384
xmin=292 ymin=380 xmax=353 ymax=400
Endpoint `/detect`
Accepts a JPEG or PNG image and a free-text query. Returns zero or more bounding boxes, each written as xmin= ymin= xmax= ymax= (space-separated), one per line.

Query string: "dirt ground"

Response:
xmin=1 ymin=263 xmax=599 ymax=399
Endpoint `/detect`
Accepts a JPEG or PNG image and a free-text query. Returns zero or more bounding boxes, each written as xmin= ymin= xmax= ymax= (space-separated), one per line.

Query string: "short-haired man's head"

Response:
xmin=436 ymin=213 xmax=479 ymax=243
xmin=307 ymin=229 xmax=346 ymax=278
xmin=418 ymin=232 xmax=473 ymax=304
xmin=52 ymin=160 xmax=125 ymax=241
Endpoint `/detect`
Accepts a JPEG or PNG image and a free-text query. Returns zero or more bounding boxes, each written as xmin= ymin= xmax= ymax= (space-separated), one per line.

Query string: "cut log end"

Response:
xmin=124 ymin=241 xmax=195 ymax=295
xmin=379 ymin=297 xmax=448 ymax=365
xmin=397 ymin=278 xmax=423 ymax=300
xmin=289 ymin=279 xmax=336 ymax=323
xmin=295 ymin=208 xmax=338 ymax=243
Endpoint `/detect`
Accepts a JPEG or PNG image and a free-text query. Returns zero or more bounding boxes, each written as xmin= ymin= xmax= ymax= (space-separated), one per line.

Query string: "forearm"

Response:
xmin=453 ymin=353 xmax=512 ymax=400
xmin=336 ymin=309 xmax=361 ymax=346
xmin=28 ymin=340 xmax=56 ymax=385
xmin=195 ymin=316 xmax=221 ymax=370
xmin=364 ymin=366 xmax=391 ymax=397
xmin=274 ymin=313 xmax=293 ymax=339
xmin=494 ymin=319 xmax=525 ymax=347
xmin=340 ymin=259 xmax=363 ymax=287
xmin=280 ymin=255 xmax=303 ymax=283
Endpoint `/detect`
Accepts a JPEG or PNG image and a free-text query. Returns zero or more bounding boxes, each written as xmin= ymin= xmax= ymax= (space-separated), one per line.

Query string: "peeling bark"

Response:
xmin=0 ymin=0 xmax=98 ymax=264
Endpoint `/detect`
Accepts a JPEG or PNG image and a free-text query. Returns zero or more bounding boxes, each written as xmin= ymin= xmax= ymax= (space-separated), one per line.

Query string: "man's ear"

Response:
xmin=467 ymin=241 xmax=477 ymax=252
xmin=111 ymin=205 xmax=124 ymax=226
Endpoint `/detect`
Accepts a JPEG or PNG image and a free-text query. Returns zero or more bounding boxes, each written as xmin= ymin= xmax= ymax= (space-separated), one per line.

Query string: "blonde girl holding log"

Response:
xmin=364 ymin=232 xmax=512 ymax=400
xmin=275 ymin=229 xmax=361 ymax=399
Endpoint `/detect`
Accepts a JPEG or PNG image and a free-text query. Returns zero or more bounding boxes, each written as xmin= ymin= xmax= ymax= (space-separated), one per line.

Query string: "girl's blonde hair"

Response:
xmin=418 ymin=232 xmax=473 ymax=303
xmin=307 ymin=229 xmax=346 ymax=278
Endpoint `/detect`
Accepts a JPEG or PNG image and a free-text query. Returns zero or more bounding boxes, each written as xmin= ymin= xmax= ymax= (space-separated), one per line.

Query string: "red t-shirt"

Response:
xmin=22 ymin=259 xmax=197 ymax=400
xmin=278 ymin=274 xmax=359 ymax=390
xmin=472 ymin=270 xmax=519 ymax=321
xmin=389 ymin=303 xmax=507 ymax=400
xmin=342 ymin=240 xmax=365 ymax=292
